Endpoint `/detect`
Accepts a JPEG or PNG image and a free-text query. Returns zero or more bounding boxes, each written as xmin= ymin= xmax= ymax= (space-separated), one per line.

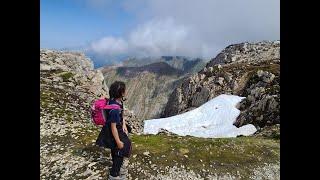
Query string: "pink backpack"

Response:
xmin=90 ymin=98 xmax=121 ymax=126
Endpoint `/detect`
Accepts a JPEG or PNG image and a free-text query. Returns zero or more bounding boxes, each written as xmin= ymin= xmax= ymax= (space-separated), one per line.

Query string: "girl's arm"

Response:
xmin=111 ymin=122 xmax=124 ymax=149
xmin=121 ymin=104 xmax=128 ymax=134
xmin=122 ymin=117 xmax=128 ymax=134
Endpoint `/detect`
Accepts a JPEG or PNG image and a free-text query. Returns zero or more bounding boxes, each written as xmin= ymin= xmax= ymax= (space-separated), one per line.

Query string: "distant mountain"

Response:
xmin=100 ymin=57 xmax=206 ymax=120
xmin=122 ymin=56 xmax=206 ymax=73
xmin=116 ymin=62 xmax=184 ymax=77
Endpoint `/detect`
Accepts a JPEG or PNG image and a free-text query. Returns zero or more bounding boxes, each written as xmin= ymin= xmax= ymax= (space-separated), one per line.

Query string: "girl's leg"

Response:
xmin=120 ymin=157 xmax=129 ymax=178
xmin=119 ymin=131 xmax=130 ymax=179
xmin=110 ymin=149 xmax=124 ymax=177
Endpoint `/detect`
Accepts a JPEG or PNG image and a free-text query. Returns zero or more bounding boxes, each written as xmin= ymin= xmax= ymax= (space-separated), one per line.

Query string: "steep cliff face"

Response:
xmin=100 ymin=58 xmax=205 ymax=121
xmin=162 ymin=41 xmax=280 ymax=133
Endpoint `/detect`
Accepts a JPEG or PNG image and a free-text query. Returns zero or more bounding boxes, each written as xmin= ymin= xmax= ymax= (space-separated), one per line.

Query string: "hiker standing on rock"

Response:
xmin=96 ymin=81 xmax=132 ymax=180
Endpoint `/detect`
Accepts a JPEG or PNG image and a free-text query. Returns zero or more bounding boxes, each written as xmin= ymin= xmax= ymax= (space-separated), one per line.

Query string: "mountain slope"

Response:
xmin=100 ymin=57 xmax=206 ymax=121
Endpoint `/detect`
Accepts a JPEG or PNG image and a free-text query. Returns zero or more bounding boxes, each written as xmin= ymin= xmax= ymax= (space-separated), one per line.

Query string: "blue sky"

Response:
xmin=41 ymin=0 xmax=279 ymax=67
xmin=40 ymin=0 xmax=135 ymax=49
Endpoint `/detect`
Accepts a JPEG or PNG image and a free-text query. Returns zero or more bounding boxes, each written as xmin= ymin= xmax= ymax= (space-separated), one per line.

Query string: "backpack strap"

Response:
xmin=103 ymin=99 xmax=121 ymax=110
xmin=103 ymin=104 xmax=121 ymax=109
xmin=103 ymin=99 xmax=122 ymax=125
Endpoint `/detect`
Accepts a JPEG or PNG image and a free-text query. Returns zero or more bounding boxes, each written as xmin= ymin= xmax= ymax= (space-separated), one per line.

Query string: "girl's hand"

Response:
xmin=117 ymin=141 xmax=124 ymax=149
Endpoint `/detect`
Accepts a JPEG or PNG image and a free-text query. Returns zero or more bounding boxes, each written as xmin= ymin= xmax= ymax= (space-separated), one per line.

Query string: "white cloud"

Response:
xmin=90 ymin=18 xmax=198 ymax=57
xmin=90 ymin=37 xmax=128 ymax=55
xmin=89 ymin=0 xmax=279 ymax=63
xmin=128 ymin=18 xmax=190 ymax=57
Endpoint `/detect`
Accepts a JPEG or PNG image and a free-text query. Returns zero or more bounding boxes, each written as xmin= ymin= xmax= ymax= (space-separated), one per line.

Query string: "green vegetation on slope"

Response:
xmin=129 ymin=134 xmax=279 ymax=179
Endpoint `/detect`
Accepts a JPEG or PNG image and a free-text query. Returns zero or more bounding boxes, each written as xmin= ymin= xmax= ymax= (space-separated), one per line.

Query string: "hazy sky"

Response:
xmin=41 ymin=0 xmax=280 ymax=66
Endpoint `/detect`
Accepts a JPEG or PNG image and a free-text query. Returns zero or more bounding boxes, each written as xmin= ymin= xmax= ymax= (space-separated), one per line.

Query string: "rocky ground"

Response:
xmin=40 ymin=48 xmax=280 ymax=179
xmin=40 ymin=94 xmax=280 ymax=180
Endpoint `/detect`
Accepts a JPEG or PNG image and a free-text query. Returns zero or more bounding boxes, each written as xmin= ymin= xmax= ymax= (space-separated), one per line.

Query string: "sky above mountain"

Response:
xmin=41 ymin=0 xmax=279 ymax=66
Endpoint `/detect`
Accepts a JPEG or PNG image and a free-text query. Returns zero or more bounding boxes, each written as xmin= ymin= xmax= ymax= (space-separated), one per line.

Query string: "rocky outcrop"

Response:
xmin=40 ymin=49 xmax=108 ymax=103
xmin=40 ymin=49 xmax=143 ymax=132
xmin=162 ymin=41 xmax=280 ymax=131
xmin=41 ymin=49 xmax=94 ymax=73
xmin=206 ymin=41 xmax=280 ymax=67
xmin=234 ymin=70 xmax=280 ymax=128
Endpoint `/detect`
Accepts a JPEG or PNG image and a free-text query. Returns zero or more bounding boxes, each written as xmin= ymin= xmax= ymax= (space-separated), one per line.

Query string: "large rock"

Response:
xmin=191 ymin=87 xmax=210 ymax=107
xmin=234 ymin=70 xmax=280 ymax=128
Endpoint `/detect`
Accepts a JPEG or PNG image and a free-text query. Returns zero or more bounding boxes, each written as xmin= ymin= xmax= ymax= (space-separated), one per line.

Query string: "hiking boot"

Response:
xmin=119 ymin=168 xmax=128 ymax=179
xmin=119 ymin=158 xmax=128 ymax=179
xmin=108 ymin=175 xmax=124 ymax=180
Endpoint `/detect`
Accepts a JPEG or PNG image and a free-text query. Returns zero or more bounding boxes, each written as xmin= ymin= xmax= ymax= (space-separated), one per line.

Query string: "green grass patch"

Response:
xmin=59 ymin=72 xmax=74 ymax=82
xmin=130 ymin=134 xmax=280 ymax=178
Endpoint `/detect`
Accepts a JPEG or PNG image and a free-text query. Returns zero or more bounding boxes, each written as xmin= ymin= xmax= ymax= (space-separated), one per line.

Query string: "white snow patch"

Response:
xmin=143 ymin=94 xmax=257 ymax=138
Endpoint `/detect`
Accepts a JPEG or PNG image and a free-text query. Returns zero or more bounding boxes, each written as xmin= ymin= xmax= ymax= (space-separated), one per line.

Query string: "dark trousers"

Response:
xmin=110 ymin=148 xmax=124 ymax=177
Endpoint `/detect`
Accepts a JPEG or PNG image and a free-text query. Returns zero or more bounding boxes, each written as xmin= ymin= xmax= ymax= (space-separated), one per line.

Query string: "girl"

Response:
xmin=96 ymin=81 xmax=132 ymax=180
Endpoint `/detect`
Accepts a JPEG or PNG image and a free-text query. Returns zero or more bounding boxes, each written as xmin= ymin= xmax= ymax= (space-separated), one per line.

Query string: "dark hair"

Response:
xmin=109 ymin=81 xmax=126 ymax=99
